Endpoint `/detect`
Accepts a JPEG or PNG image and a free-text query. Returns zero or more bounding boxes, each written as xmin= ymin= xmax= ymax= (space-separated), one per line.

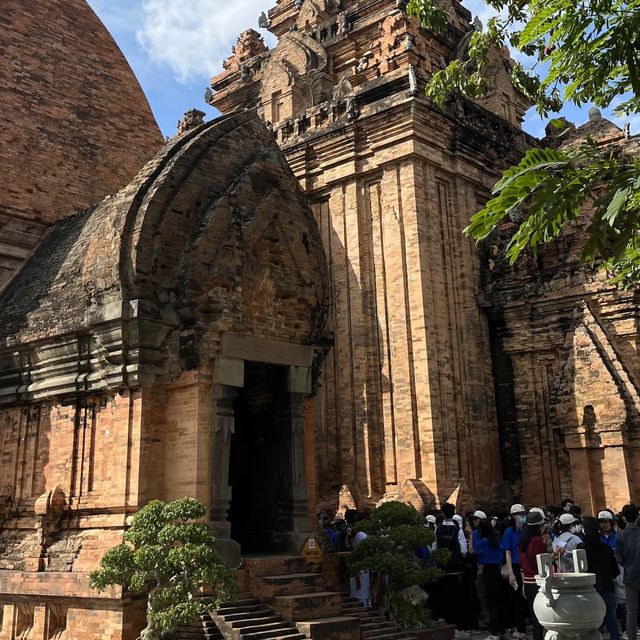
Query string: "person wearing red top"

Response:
xmin=519 ymin=511 xmax=548 ymax=640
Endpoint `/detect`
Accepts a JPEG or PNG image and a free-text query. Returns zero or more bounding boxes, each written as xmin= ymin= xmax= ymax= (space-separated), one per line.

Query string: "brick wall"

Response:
xmin=0 ymin=0 xmax=163 ymax=288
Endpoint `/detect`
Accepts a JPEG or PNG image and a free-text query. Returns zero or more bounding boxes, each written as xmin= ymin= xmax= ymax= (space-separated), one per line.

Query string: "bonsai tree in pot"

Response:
xmin=90 ymin=497 xmax=236 ymax=640
xmin=347 ymin=501 xmax=449 ymax=630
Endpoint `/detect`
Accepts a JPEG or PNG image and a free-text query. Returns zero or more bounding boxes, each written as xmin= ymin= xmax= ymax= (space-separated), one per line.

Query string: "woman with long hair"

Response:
xmin=579 ymin=516 xmax=620 ymax=640
xmin=468 ymin=516 xmax=505 ymax=640
xmin=519 ymin=511 xmax=547 ymax=640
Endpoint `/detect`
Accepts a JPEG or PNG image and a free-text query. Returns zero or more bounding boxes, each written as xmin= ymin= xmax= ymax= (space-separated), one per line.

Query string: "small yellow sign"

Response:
xmin=301 ymin=536 xmax=323 ymax=564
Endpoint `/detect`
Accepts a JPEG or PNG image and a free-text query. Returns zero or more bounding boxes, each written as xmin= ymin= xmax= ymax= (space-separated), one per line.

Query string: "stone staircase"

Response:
xmin=244 ymin=556 xmax=358 ymax=639
xmin=176 ymin=610 xmax=225 ymax=640
xmin=212 ymin=595 xmax=306 ymax=640
xmin=176 ymin=556 xmax=360 ymax=640
xmin=175 ymin=556 xmax=446 ymax=640
xmin=340 ymin=595 xmax=418 ymax=640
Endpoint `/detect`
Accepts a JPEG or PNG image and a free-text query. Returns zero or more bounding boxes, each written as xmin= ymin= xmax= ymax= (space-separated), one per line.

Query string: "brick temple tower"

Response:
xmin=0 ymin=0 xmax=163 ymax=291
xmin=209 ymin=0 xmax=531 ymax=510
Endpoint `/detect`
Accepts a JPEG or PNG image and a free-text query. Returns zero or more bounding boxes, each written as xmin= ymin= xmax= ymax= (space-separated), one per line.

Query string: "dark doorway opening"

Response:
xmin=228 ymin=362 xmax=289 ymax=554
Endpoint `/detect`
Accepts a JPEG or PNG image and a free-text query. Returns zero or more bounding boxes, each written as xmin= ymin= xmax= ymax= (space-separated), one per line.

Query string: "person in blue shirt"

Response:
xmin=599 ymin=510 xmax=617 ymax=550
xmin=468 ymin=513 xmax=505 ymax=640
xmin=502 ymin=504 xmax=528 ymax=640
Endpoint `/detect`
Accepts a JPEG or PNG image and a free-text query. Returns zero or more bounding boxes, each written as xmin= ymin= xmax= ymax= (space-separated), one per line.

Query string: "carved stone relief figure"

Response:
xmin=260 ymin=31 xmax=331 ymax=121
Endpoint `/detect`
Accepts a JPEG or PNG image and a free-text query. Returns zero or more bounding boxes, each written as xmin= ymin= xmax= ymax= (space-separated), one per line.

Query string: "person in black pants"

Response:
xmin=468 ymin=515 xmax=505 ymax=640
xmin=579 ymin=517 xmax=620 ymax=640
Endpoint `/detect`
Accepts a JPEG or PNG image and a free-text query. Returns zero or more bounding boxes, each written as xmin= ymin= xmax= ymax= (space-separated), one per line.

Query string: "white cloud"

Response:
xmin=136 ymin=0 xmax=276 ymax=84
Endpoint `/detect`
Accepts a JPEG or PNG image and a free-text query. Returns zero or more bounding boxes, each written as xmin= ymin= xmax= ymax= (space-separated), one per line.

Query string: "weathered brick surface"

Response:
xmin=5 ymin=0 xmax=637 ymax=638
xmin=483 ymin=118 xmax=640 ymax=513
xmin=210 ymin=0 xmax=531 ymax=510
xmin=0 ymin=111 xmax=330 ymax=639
xmin=0 ymin=0 xmax=163 ymax=289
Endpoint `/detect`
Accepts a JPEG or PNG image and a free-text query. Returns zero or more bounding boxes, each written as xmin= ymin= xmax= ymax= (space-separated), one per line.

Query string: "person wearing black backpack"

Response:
xmin=434 ymin=502 xmax=470 ymax=639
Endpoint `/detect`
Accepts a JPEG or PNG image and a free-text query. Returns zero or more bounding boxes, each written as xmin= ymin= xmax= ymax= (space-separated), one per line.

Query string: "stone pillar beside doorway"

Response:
xmin=211 ymin=357 xmax=244 ymax=568
xmin=274 ymin=366 xmax=314 ymax=553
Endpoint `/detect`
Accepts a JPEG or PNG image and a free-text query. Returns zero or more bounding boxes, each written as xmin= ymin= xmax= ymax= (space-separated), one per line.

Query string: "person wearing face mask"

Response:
xmin=569 ymin=505 xmax=584 ymax=539
xmin=468 ymin=515 xmax=505 ymax=640
xmin=552 ymin=513 xmax=583 ymax=572
xmin=502 ymin=504 xmax=528 ymax=640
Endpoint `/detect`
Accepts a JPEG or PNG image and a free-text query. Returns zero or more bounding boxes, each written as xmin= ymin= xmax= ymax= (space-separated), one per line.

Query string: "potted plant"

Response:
xmin=347 ymin=501 xmax=453 ymax=638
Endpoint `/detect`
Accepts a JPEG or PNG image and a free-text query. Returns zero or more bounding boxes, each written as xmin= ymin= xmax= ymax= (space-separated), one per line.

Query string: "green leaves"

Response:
xmin=603 ymin=186 xmax=631 ymax=226
xmin=464 ymin=142 xmax=640 ymax=286
xmin=89 ymin=544 xmax=136 ymax=591
xmin=354 ymin=500 xmax=426 ymax=534
xmin=405 ymin=0 xmax=640 ymax=283
xmin=465 ymin=146 xmax=574 ymax=252
xmin=347 ymin=501 xmax=446 ymax=629
xmin=89 ymin=497 xmax=236 ymax=640
xmin=406 ymin=0 xmax=447 ymax=35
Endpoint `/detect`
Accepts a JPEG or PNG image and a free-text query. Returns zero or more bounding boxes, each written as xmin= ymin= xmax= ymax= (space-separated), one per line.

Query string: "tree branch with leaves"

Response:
xmin=407 ymin=0 xmax=640 ymax=285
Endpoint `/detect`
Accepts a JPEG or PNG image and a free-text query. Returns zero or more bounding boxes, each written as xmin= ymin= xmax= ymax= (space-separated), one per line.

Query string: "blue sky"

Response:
xmin=87 ymin=0 xmax=637 ymax=139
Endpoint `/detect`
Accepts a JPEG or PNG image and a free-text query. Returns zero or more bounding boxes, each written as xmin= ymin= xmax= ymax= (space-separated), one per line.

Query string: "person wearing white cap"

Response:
xmin=598 ymin=510 xmax=617 ymax=550
xmin=502 ymin=504 xmax=528 ymax=640
xmin=470 ymin=511 xmax=487 ymax=554
xmin=349 ymin=529 xmax=371 ymax=607
xmin=552 ymin=513 xmax=582 ymax=572
xmin=425 ymin=514 xmax=438 ymax=552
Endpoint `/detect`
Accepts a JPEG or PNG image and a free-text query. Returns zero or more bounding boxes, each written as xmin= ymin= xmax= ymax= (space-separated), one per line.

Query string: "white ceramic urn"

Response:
xmin=534 ymin=550 xmax=606 ymax=640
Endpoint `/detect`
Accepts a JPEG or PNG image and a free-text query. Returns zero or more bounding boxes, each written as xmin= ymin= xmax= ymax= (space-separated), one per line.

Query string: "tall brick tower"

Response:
xmin=210 ymin=0 xmax=531 ymax=509
xmin=0 ymin=0 xmax=163 ymax=291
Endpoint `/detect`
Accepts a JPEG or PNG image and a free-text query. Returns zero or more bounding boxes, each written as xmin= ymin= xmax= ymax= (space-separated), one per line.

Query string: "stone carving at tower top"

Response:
xmin=209 ymin=0 xmax=530 ymax=138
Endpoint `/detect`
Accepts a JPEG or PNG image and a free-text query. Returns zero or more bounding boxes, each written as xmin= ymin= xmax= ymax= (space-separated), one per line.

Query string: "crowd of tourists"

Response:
xmin=423 ymin=500 xmax=640 ymax=640
xmin=319 ymin=500 xmax=640 ymax=640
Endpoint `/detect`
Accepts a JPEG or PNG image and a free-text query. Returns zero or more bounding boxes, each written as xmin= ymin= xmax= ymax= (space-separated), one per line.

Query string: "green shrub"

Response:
xmin=90 ymin=498 xmax=236 ymax=640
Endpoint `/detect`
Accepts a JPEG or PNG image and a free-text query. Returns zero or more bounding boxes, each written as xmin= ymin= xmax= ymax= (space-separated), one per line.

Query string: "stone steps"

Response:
xmin=274 ymin=590 xmax=343 ymax=622
xmin=259 ymin=572 xmax=324 ymax=598
xmin=339 ymin=594 xmax=418 ymax=640
xmin=178 ymin=557 xmax=364 ymax=640
xmin=212 ymin=593 xmax=307 ymax=640
xmin=175 ymin=611 xmax=225 ymax=640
